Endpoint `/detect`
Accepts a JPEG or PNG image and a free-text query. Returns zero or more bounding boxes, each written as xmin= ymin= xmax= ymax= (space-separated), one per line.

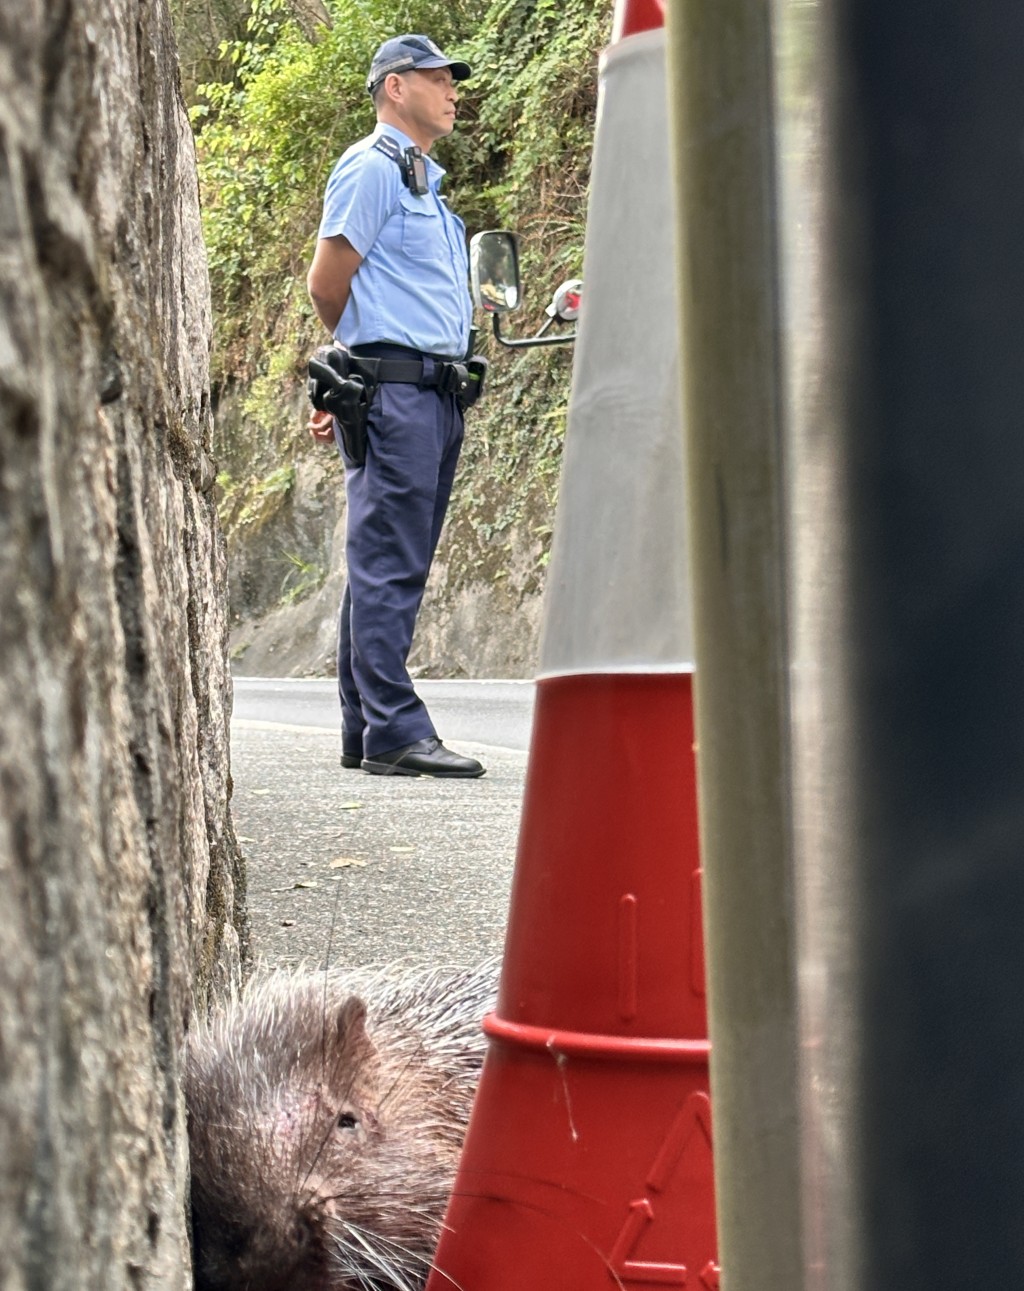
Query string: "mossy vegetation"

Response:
xmin=180 ymin=0 xmax=612 ymax=619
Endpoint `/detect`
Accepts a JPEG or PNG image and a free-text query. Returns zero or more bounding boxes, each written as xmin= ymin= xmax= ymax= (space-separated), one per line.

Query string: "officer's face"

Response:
xmin=398 ymin=68 xmax=459 ymax=146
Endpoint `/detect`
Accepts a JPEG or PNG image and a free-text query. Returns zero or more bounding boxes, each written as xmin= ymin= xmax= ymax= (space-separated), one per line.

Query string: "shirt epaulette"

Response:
xmin=372 ymin=135 xmax=402 ymax=165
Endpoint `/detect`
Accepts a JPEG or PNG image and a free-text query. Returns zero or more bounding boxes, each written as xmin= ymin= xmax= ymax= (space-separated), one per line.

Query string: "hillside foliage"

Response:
xmin=181 ymin=0 xmax=612 ymax=622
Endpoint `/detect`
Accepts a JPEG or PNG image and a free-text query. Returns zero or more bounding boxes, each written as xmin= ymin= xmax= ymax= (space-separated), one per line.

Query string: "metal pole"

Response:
xmin=790 ymin=0 xmax=1024 ymax=1286
xmin=665 ymin=3 xmax=803 ymax=1288
xmin=673 ymin=0 xmax=1024 ymax=1284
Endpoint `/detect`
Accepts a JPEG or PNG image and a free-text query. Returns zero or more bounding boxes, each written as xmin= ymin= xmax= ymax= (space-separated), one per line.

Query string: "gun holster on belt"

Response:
xmin=307 ymin=346 xmax=373 ymax=466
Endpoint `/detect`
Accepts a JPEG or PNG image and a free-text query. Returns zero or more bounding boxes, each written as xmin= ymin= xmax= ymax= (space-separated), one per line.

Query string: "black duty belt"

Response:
xmin=347 ymin=351 xmax=472 ymax=398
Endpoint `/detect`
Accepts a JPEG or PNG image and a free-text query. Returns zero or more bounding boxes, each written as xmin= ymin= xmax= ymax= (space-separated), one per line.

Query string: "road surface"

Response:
xmin=229 ymin=678 xmax=534 ymax=971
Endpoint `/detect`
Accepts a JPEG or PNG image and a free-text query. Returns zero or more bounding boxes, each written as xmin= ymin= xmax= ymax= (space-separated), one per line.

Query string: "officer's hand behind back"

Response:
xmin=308 ymin=407 xmax=335 ymax=442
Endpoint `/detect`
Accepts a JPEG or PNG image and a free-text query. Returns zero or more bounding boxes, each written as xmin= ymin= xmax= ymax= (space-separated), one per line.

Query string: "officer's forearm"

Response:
xmin=308 ymin=286 xmax=349 ymax=335
xmin=307 ymin=234 xmax=362 ymax=337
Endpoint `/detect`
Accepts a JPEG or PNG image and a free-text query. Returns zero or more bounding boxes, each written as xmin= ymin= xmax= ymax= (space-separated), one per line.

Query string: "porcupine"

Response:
xmin=184 ymin=961 xmax=497 ymax=1291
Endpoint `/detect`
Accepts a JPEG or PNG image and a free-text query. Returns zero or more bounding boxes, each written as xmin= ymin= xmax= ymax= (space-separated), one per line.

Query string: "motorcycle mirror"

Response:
xmin=470 ymin=230 xmax=521 ymax=313
xmin=545 ymin=278 xmax=583 ymax=323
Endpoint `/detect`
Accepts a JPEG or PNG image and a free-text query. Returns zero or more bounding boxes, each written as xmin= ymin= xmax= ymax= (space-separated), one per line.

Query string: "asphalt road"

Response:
xmin=232 ymin=677 xmax=535 ymax=749
xmin=229 ymin=678 xmax=534 ymax=972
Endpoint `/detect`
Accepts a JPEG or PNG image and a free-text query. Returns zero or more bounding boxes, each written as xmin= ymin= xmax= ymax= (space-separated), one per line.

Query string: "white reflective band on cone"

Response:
xmin=539 ymin=28 xmax=693 ymax=679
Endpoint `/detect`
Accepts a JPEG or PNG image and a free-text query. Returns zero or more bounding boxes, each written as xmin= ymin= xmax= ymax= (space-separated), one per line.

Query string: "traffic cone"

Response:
xmin=426 ymin=1 xmax=719 ymax=1286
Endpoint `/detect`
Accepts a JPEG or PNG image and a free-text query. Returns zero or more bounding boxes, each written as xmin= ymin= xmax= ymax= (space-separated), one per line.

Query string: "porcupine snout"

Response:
xmin=190 ymin=1193 xmax=334 ymax=1291
xmin=187 ymin=1085 xmax=345 ymax=1291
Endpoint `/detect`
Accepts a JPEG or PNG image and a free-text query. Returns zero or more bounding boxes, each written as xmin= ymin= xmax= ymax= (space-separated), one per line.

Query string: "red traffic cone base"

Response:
xmin=426 ymin=674 xmax=718 ymax=1289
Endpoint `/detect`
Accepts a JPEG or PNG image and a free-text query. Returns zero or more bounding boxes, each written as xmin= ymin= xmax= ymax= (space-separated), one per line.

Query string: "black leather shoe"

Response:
xmin=362 ymin=737 xmax=485 ymax=778
xmin=340 ymin=752 xmax=362 ymax=770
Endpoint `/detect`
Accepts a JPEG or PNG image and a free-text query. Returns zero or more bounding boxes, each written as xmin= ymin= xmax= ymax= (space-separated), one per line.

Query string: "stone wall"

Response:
xmin=0 ymin=0 xmax=242 ymax=1285
xmin=220 ymin=395 xmax=550 ymax=681
xmin=225 ymin=469 xmax=547 ymax=680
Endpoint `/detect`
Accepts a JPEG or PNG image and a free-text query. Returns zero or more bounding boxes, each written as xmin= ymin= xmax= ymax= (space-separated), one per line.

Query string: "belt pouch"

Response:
xmin=457 ymin=356 xmax=489 ymax=411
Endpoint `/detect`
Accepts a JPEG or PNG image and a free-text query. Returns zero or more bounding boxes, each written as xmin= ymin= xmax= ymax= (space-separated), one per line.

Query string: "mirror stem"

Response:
xmin=491 ymin=314 xmax=577 ymax=349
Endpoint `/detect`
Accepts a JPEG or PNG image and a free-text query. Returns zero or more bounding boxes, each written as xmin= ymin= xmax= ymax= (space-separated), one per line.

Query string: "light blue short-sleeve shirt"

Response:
xmin=317 ymin=124 xmax=472 ymax=359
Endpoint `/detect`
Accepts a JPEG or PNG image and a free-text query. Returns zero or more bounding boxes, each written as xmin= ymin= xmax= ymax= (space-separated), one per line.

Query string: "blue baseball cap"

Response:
xmin=366 ymin=35 xmax=472 ymax=95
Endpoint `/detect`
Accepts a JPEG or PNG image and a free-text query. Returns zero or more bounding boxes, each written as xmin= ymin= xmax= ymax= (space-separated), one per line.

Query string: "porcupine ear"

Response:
xmin=332 ymin=996 xmax=381 ymax=1108
xmin=335 ymin=996 xmax=377 ymax=1061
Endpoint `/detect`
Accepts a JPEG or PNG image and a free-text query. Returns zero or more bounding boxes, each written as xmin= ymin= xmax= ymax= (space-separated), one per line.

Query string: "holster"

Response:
xmin=307 ymin=346 xmax=374 ymax=466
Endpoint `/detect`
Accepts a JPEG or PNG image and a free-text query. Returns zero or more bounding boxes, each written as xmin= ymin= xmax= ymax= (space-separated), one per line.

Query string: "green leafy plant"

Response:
xmin=280 ymin=550 xmax=326 ymax=603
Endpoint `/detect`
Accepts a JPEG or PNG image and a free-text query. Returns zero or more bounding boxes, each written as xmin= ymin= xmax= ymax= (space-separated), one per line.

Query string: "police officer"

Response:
xmin=306 ymin=35 xmax=485 ymax=778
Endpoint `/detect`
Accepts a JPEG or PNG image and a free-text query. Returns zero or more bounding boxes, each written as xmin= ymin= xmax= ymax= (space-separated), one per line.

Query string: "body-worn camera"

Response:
xmin=373 ymin=134 xmax=430 ymax=196
xmin=401 ymin=145 xmax=429 ymax=196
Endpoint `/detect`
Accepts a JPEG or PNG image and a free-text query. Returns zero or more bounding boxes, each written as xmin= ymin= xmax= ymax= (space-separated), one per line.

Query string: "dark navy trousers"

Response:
xmin=335 ymin=362 xmax=464 ymax=760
